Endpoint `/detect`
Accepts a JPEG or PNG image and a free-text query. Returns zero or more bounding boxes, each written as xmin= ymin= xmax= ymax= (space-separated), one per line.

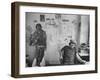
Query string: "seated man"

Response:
xmin=60 ymin=40 xmax=87 ymax=65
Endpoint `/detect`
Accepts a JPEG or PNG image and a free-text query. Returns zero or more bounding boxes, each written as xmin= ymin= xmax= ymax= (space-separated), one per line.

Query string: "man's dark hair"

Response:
xmin=36 ymin=23 xmax=42 ymax=29
xmin=69 ymin=40 xmax=75 ymax=45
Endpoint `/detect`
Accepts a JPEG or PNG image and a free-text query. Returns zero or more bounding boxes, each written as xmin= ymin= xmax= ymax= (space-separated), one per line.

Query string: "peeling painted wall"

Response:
xmin=26 ymin=13 xmax=89 ymax=66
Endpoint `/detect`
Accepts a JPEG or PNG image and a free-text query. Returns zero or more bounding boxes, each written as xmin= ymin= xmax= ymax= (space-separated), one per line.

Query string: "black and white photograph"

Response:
xmin=26 ymin=13 xmax=90 ymax=67
xmin=11 ymin=2 xmax=97 ymax=78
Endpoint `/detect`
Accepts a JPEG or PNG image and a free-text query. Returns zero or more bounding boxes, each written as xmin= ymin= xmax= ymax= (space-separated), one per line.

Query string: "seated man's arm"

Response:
xmin=76 ymin=53 xmax=87 ymax=64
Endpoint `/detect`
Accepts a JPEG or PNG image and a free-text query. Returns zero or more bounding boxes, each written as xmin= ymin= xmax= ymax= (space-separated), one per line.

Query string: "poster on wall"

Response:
xmin=11 ymin=2 xmax=98 ymax=78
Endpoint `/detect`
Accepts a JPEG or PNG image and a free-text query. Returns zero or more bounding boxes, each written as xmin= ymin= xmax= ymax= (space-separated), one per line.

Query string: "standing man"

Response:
xmin=30 ymin=23 xmax=47 ymax=66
